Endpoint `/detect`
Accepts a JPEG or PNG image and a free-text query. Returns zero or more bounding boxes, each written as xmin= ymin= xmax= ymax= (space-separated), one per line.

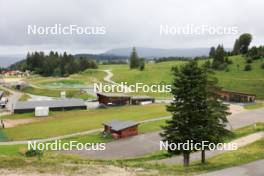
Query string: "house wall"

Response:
xmin=120 ymin=126 xmax=138 ymax=138
xmin=98 ymin=95 xmax=130 ymax=106
xmin=218 ymin=91 xmax=256 ymax=103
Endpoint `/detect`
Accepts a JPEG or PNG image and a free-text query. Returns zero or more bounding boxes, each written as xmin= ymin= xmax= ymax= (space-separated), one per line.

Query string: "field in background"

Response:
xmin=101 ymin=55 xmax=264 ymax=99
xmin=2 ymin=104 xmax=169 ymax=140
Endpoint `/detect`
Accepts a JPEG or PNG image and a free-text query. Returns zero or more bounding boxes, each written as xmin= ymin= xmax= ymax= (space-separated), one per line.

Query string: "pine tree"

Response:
xmin=161 ymin=60 xmax=231 ymax=166
xmin=232 ymin=39 xmax=240 ymax=55
xmin=129 ymin=47 xmax=139 ymax=69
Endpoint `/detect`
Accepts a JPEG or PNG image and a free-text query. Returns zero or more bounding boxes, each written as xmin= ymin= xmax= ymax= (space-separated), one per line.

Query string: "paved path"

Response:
xmin=0 ymin=86 xmax=22 ymax=112
xmin=157 ymin=132 xmax=264 ymax=165
xmin=198 ymin=159 xmax=264 ymax=176
xmin=67 ymin=108 xmax=264 ymax=159
xmin=0 ymin=116 xmax=170 ymax=145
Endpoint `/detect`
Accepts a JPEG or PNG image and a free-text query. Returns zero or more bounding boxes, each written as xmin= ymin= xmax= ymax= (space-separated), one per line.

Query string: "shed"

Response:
xmin=218 ymin=90 xmax=256 ymax=103
xmin=13 ymin=98 xmax=87 ymax=113
xmin=103 ymin=120 xmax=139 ymax=139
xmin=35 ymin=106 xmax=49 ymax=117
xmin=97 ymin=93 xmax=131 ymax=106
xmin=131 ymin=96 xmax=155 ymax=105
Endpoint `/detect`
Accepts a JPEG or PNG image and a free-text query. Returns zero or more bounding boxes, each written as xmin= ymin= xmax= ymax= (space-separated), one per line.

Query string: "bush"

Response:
xmin=225 ymin=68 xmax=230 ymax=72
xmin=25 ymin=149 xmax=43 ymax=158
xmin=261 ymin=63 xmax=264 ymax=69
xmin=244 ymin=64 xmax=252 ymax=71
xmin=246 ymin=58 xmax=253 ymax=63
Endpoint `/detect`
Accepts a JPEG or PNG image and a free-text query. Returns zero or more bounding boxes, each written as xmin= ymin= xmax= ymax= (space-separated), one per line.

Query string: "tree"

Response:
xmin=212 ymin=45 xmax=226 ymax=69
xmin=209 ymin=47 xmax=216 ymax=58
xmin=129 ymin=47 xmax=140 ymax=69
xmin=232 ymin=39 xmax=240 ymax=55
xmin=139 ymin=58 xmax=145 ymax=71
xmin=161 ymin=61 xmax=231 ymax=166
xmin=238 ymin=33 xmax=252 ymax=54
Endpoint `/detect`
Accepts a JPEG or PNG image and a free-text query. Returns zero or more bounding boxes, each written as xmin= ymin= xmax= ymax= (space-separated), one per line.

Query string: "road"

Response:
xmin=67 ymin=108 xmax=264 ymax=159
xmin=0 ymin=116 xmax=170 ymax=145
xmin=0 ymin=86 xmax=22 ymax=112
xmin=198 ymin=159 xmax=264 ymax=176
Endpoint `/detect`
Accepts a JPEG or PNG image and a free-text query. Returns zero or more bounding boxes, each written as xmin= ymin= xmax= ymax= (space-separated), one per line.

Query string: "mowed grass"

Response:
xmin=244 ymin=101 xmax=264 ymax=110
xmin=3 ymin=104 xmax=169 ymax=140
xmin=101 ymin=56 xmax=264 ymax=99
xmin=25 ymin=69 xmax=106 ymax=86
xmin=20 ymin=86 xmax=93 ymax=99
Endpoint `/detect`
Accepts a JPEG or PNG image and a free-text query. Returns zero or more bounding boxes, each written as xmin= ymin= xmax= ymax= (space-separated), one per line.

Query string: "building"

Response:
xmin=131 ymin=96 xmax=155 ymax=105
xmin=218 ymin=90 xmax=256 ymax=103
xmin=103 ymin=120 xmax=139 ymax=139
xmin=97 ymin=93 xmax=131 ymax=106
xmin=13 ymin=99 xmax=87 ymax=114
xmin=97 ymin=93 xmax=155 ymax=106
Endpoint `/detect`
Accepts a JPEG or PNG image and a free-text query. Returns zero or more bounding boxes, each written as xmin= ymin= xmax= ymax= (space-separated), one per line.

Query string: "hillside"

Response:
xmin=101 ymin=55 xmax=264 ymax=99
xmin=104 ymin=47 xmax=211 ymax=58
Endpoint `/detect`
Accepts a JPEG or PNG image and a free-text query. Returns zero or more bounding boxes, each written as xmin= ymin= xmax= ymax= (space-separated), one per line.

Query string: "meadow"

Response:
xmin=2 ymin=104 xmax=169 ymax=140
xmin=101 ymin=55 xmax=264 ymax=99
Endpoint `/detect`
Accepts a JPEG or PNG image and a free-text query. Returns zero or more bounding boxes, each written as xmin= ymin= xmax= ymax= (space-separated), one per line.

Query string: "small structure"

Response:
xmin=218 ymin=90 xmax=256 ymax=103
xmin=131 ymin=96 xmax=155 ymax=105
xmin=13 ymin=98 xmax=87 ymax=114
xmin=103 ymin=120 xmax=139 ymax=139
xmin=35 ymin=106 xmax=49 ymax=117
xmin=97 ymin=93 xmax=131 ymax=106
xmin=97 ymin=93 xmax=155 ymax=106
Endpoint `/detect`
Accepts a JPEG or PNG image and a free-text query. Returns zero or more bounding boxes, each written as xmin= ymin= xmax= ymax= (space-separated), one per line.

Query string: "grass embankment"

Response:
xmin=2 ymin=104 xmax=169 ymax=140
xmin=244 ymin=101 xmax=264 ymax=110
xmin=0 ymin=137 xmax=263 ymax=175
xmin=101 ymin=55 xmax=264 ymax=99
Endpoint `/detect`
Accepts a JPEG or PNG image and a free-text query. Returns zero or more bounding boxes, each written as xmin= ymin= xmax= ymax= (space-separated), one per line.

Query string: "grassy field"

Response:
xmin=244 ymin=101 xmax=264 ymax=110
xmin=101 ymin=55 xmax=264 ymax=99
xmin=2 ymin=104 xmax=169 ymax=140
xmin=20 ymin=86 xmax=93 ymax=99
xmin=25 ymin=69 xmax=106 ymax=86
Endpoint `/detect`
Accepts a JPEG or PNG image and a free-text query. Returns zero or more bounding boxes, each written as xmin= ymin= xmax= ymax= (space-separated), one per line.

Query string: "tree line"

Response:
xmin=11 ymin=51 xmax=98 ymax=77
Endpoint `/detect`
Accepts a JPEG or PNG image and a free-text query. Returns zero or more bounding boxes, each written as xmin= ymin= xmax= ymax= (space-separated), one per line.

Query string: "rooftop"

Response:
xmin=97 ymin=92 xmax=131 ymax=98
xmin=103 ymin=120 xmax=139 ymax=131
xmin=14 ymin=98 xmax=86 ymax=110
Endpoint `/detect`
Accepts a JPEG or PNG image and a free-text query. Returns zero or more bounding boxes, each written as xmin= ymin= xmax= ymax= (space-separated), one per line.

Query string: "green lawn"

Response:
xmin=244 ymin=102 xmax=264 ymax=110
xmin=101 ymin=55 xmax=264 ymax=99
xmin=20 ymin=86 xmax=93 ymax=99
xmin=3 ymin=104 xmax=169 ymax=140
xmin=25 ymin=69 xmax=106 ymax=87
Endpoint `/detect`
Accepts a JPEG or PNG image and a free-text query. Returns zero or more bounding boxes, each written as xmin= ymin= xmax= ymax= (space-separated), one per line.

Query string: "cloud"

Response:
xmin=0 ymin=0 xmax=263 ymax=54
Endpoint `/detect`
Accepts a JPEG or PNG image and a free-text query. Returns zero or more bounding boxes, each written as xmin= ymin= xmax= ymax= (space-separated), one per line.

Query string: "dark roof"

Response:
xmin=103 ymin=120 xmax=139 ymax=131
xmin=220 ymin=90 xmax=256 ymax=97
xmin=14 ymin=99 xmax=86 ymax=110
xmin=131 ymin=96 xmax=154 ymax=100
xmin=97 ymin=92 xmax=131 ymax=98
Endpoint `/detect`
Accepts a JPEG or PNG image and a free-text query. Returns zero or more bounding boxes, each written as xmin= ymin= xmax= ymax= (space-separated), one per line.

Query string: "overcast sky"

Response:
xmin=0 ymin=0 xmax=263 ymax=55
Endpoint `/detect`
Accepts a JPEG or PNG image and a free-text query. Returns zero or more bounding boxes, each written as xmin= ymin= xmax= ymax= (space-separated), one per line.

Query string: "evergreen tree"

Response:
xmin=209 ymin=47 xmax=216 ymax=58
xmin=129 ymin=47 xmax=139 ymax=69
xmin=232 ymin=39 xmax=240 ymax=55
xmin=161 ymin=61 xmax=231 ymax=166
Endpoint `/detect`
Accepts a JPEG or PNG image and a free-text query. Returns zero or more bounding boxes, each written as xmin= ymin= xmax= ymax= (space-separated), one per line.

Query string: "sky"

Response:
xmin=0 ymin=0 xmax=263 ymax=55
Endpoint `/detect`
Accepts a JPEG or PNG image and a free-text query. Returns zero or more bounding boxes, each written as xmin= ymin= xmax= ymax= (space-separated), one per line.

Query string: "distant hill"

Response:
xmin=0 ymin=55 xmax=25 ymax=68
xmin=104 ymin=47 xmax=211 ymax=58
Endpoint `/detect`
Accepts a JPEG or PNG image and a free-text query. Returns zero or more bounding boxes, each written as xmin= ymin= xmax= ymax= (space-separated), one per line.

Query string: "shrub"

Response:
xmin=261 ymin=63 xmax=264 ymax=69
xmin=25 ymin=149 xmax=43 ymax=159
xmin=225 ymin=68 xmax=230 ymax=72
xmin=244 ymin=64 xmax=252 ymax=71
xmin=246 ymin=58 xmax=253 ymax=63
